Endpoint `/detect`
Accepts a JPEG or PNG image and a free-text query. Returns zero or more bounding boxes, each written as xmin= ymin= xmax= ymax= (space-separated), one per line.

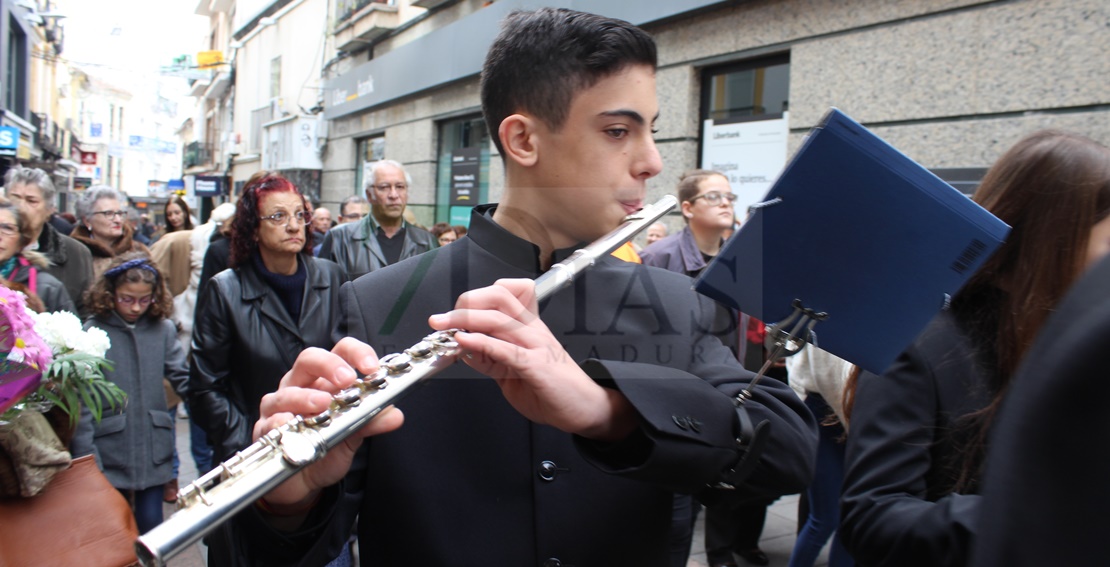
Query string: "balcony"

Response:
xmin=334 ymin=1 xmax=400 ymax=53
xmin=411 ymin=0 xmax=455 ymax=8
xmin=31 ymin=113 xmax=62 ymax=157
xmin=183 ymin=141 xmax=214 ymax=169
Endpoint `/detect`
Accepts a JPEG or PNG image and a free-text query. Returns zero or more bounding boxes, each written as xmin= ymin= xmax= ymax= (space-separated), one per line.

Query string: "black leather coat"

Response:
xmin=189 ymin=254 xmax=345 ymax=462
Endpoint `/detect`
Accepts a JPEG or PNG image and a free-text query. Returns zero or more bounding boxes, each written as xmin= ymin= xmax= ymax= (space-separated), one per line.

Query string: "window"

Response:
xmin=435 ymin=116 xmax=490 ymax=226
xmin=249 ymin=105 xmax=272 ymax=154
xmin=702 ymin=54 xmax=790 ymax=122
xmin=699 ymin=55 xmax=791 ymax=217
xmin=270 ymin=57 xmax=282 ymax=99
xmin=355 ymin=135 xmax=386 ymax=194
xmin=5 ymin=17 xmax=27 ymax=116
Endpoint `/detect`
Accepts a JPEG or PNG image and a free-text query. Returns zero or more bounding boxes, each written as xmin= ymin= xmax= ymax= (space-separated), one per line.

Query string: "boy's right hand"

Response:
xmin=253 ymin=338 xmax=405 ymax=510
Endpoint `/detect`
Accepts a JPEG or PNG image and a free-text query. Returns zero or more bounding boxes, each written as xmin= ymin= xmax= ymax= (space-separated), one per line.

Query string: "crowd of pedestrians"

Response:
xmin=1 ymin=7 xmax=1109 ymax=567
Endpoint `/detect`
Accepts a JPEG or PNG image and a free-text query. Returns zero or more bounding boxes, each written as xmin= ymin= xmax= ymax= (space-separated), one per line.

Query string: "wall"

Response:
xmin=321 ymin=0 xmax=1110 ymax=225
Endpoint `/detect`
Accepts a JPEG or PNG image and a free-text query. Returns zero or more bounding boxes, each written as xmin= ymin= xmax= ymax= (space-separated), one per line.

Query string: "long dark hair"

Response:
xmin=946 ymin=130 xmax=1110 ymax=491
xmin=229 ymin=171 xmax=314 ymax=268
xmin=164 ymin=195 xmax=194 ymax=232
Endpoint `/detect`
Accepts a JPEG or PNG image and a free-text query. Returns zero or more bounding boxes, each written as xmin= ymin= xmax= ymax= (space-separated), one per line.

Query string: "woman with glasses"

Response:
xmin=642 ymin=169 xmax=772 ymax=567
xmin=641 ymin=169 xmax=738 ymax=279
xmin=189 ymin=172 xmax=345 ymax=465
xmin=0 ymin=196 xmax=75 ymax=313
xmin=189 ymin=172 xmax=346 ymax=565
xmin=72 ymin=185 xmax=150 ymax=280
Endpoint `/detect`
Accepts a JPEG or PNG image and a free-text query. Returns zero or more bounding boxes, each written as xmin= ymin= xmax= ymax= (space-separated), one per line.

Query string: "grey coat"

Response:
xmin=317 ymin=214 xmax=435 ymax=281
xmin=70 ymin=313 xmax=189 ymax=491
xmin=34 ymin=224 xmax=93 ymax=315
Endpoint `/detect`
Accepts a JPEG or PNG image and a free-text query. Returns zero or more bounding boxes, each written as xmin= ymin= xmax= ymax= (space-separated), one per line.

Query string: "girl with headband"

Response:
xmin=70 ymin=251 xmax=189 ymax=534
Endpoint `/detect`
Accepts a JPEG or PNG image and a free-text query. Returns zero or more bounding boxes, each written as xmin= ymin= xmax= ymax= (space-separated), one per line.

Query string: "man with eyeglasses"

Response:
xmin=318 ymin=159 xmax=435 ymax=280
xmin=2 ymin=166 xmax=94 ymax=314
xmin=336 ymin=195 xmax=370 ymax=225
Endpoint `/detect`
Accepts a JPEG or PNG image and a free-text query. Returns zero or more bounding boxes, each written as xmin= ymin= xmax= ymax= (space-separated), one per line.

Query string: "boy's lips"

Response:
xmin=620 ymin=200 xmax=644 ymax=215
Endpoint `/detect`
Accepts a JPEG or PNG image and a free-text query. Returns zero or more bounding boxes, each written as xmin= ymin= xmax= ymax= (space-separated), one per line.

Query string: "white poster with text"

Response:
xmin=700 ymin=113 xmax=789 ymax=222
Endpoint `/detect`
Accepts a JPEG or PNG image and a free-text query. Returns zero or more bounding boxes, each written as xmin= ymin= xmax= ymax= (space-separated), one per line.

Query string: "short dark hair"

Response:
xmin=480 ymin=8 xmax=657 ymax=156
xmin=340 ymin=194 xmax=369 ymax=217
xmin=229 ymin=172 xmax=313 ymax=267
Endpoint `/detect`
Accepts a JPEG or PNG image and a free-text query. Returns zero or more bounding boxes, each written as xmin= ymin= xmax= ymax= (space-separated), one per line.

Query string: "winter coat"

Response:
xmin=189 ymin=254 xmax=345 ymax=462
xmin=70 ymin=313 xmax=189 ymax=491
xmin=33 ymin=223 xmax=93 ymax=314
xmin=317 ymin=214 xmax=435 ymax=281
xmin=69 ymin=223 xmax=151 ymax=280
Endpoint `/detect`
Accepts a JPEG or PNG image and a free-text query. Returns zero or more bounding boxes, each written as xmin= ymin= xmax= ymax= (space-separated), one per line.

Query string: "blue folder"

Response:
xmin=694 ymin=108 xmax=1011 ymax=375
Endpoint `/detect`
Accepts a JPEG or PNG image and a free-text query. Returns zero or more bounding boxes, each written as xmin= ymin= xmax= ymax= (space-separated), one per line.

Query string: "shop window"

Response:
xmin=699 ymin=55 xmax=791 ymax=217
xmin=435 ymin=116 xmax=489 ymax=226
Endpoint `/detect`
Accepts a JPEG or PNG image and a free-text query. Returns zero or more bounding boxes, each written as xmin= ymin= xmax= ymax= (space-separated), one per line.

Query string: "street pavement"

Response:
xmin=164 ymin=412 xmax=830 ymax=567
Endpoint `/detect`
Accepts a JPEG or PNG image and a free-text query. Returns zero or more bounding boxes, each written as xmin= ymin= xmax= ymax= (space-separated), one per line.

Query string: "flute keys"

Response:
xmin=336 ymin=388 xmax=362 ymax=407
xmin=380 ymin=353 xmax=412 ymax=373
xmin=407 ymin=341 xmax=434 ymax=358
xmin=304 ymin=411 xmax=331 ymax=427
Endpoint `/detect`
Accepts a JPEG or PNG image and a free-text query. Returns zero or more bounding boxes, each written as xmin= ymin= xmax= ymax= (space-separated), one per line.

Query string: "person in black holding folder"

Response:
xmin=228 ymin=8 xmax=816 ymax=567
xmin=839 ymin=129 xmax=1110 ymax=567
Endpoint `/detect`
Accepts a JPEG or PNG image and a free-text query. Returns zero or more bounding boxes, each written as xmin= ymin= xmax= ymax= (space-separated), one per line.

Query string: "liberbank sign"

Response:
xmin=324 ymin=0 xmax=730 ymax=120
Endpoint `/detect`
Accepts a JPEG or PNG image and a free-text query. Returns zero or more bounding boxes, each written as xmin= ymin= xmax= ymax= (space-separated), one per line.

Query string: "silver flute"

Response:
xmin=135 ymin=195 xmax=677 ymax=567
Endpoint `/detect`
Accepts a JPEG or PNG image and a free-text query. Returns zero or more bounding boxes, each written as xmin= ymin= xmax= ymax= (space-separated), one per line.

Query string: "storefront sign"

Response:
xmin=193 ymin=175 xmax=226 ymax=197
xmin=0 ymin=127 xmax=18 ymax=157
xmin=449 ymin=147 xmax=481 ymax=206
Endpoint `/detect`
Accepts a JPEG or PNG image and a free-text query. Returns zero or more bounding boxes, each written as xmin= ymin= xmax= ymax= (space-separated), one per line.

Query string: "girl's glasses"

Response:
xmin=688 ymin=191 xmax=738 ymax=206
xmin=115 ymin=295 xmax=154 ymax=306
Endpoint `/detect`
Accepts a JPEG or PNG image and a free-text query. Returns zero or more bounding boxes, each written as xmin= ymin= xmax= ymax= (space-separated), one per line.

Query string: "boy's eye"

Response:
xmin=605 ymin=128 xmax=629 ymax=139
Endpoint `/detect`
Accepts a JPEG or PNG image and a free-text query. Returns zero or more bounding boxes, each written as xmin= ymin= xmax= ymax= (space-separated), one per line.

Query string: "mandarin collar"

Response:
xmin=467 ymin=204 xmax=586 ymax=276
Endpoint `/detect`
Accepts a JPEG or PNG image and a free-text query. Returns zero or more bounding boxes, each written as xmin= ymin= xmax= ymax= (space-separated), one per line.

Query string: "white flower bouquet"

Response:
xmin=0 ymin=287 xmax=125 ymax=425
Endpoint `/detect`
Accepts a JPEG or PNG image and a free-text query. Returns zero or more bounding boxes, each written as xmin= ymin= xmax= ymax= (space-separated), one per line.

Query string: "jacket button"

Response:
xmin=688 ymin=418 xmax=702 ymax=433
xmin=538 ymin=460 xmax=560 ymax=481
xmin=542 ymin=559 xmax=562 ymax=567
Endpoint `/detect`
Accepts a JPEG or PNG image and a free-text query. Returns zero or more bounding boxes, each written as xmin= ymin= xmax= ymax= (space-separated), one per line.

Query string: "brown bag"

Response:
xmin=0 ymin=455 xmax=140 ymax=567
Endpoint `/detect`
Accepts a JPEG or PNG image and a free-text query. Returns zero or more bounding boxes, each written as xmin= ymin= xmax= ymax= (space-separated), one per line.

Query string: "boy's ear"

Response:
xmin=499 ymin=114 xmax=539 ymax=168
xmin=681 ymin=200 xmax=694 ymax=218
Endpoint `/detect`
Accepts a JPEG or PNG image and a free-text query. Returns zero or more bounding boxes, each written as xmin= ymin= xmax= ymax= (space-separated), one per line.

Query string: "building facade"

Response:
xmin=317 ymin=0 xmax=1110 ymax=232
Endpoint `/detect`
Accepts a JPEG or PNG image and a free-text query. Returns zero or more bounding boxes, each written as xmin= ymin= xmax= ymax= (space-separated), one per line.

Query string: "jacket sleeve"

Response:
xmin=39 ymin=274 xmax=76 ymax=315
xmin=163 ymin=320 xmax=189 ymax=399
xmin=188 ymin=275 xmax=251 ymax=460
xmin=575 ymin=293 xmax=817 ymax=502
xmin=839 ymin=346 xmax=979 ymax=567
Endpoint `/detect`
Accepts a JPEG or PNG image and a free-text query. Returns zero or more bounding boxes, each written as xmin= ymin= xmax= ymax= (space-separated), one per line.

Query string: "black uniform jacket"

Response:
xmin=234 ymin=205 xmax=816 ymax=567
xmin=973 ymin=256 xmax=1110 ymax=567
xmin=190 ymin=254 xmax=345 ymax=462
xmin=840 ymin=309 xmax=995 ymax=567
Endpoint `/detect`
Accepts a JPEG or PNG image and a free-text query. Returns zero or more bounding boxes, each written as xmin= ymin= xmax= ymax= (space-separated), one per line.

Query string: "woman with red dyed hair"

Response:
xmin=189 ymin=172 xmax=345 ymax=465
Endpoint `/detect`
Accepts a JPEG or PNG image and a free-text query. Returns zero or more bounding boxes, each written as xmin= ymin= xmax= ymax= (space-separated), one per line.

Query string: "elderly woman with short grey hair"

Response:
xmin=2 ymin=166 xmax=93 ymax=313
xmin=71 ymin=185 xmax=150 ymax=278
